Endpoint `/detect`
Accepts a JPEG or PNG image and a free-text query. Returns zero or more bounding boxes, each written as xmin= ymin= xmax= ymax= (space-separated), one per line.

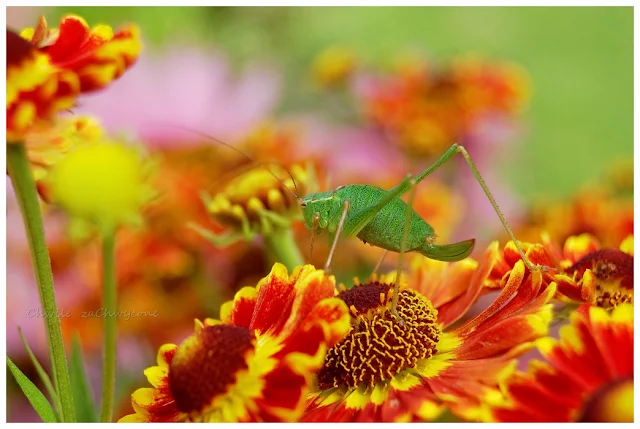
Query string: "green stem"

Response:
xmin=7 ymin=142 xmax=75 ymax=422
xmin=99 ymin=232 xmax=117 ymax=422
xmin=263 ymin=226 xmax=304 ymax=271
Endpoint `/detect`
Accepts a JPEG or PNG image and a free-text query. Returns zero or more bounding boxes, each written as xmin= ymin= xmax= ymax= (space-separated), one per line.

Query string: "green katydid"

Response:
xmin=171 ymin=127 xmax=545 ymax=315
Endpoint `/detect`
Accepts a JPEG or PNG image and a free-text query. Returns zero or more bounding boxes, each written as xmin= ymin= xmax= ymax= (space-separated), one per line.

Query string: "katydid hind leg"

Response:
xmin=405 ymin=143 xmax=546 ymax=272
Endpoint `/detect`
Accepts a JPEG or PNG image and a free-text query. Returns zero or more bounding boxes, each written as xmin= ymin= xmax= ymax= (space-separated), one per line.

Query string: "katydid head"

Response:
xmin=300 ymin=191 xmax=334 ymax=230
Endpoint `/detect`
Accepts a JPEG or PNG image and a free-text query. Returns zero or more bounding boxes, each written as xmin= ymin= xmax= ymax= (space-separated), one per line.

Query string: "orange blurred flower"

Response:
xmin=304 ymin=242 xmax=555 ymax=422
xmin=359 ymin=55 xmax=530 ymax=157
xmin=119 ymin=264 xmax=350 ymax=422
xmin=491 ymin=303 xmax=633 ymax=422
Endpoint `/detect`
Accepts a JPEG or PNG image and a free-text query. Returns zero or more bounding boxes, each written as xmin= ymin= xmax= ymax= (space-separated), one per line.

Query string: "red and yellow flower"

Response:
xmin=490 ymin=303 xmax=633 ymax=422
xmin=303 ymin=242 xmax=555 ymax=422
xmin=7 ymin=14 xmax=141 ymax=142
xmin=489 ymin=233 xmax=634 ymax=310
xmin=119 ymin=264 xmax=350 ymax=422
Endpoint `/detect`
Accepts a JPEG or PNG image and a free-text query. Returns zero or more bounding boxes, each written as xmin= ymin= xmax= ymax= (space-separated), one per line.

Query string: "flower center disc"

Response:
xmin=168 ymin=324 xmax=255 ymax=414
xmin=568 ymin=249 xmax=634 ymax=309
xmin=317 ymin=282 xmax=440 ymax=390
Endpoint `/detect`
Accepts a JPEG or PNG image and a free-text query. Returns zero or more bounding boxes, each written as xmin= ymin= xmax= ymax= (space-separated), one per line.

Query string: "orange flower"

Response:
xmin=7 ymin=15 xmax=141 ymax=142
xmin=359 ymin=55 xmax=529 ymax=157
xmin=303 ymin=242 xmax=555 ymax=422
xmin=491 ymin=303 xmax=633 ymax=422
xmin=489 ymin=233 xmax=634 ymax=309
xmin=119 ymin=264 xmax=350 ymax=422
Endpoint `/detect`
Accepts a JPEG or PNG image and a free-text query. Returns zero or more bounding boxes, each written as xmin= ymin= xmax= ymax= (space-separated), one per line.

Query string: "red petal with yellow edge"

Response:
xmin=279 ymin=270 xmax=337 ymax=339
xmin=220 ymin=286 xmax=257 ymax=328
xmin=563 ymin=234 xmax=600 ymax=263
xmin=539 ymin=325 xmax=613 ymax=391
xmin=587 ymin=305 xmax=633 ymax=377
xmin=525 ymin=361 xmax=584 ymax=408
xmin=410 ymin=258 xmax=476 ymax=308
xmin=455 ymin=313 xmax=549 ymax=361
xmin=280 ymin=298 xmax=350 ymax=361
xmin=501 ymin=372 xmax=573 ymax=422
xmin=248 ymin=263 xmax=299 ymax=335
xmin=44 ymin=15 xmax=94 ymax=61
xmin=455 ymin=260 xmax=525 ymax=337
xmin=435 ymin=242 xmax=499 ymax=328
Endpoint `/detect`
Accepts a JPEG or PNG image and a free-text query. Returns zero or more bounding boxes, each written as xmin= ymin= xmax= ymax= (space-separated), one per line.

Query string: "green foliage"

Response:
xmin=17 ymin=328 xmax=62 ymax=421
xmin=70 ymin=334 xmax=98 ymax=422
xmin=7 ymin=357 xmax=59 ymax=423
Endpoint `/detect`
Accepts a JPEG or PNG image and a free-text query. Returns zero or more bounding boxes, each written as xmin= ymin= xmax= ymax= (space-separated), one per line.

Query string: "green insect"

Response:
xmin=176 ymin=127 xmax=544 ymax=316
xmin=300 ymin=143 xmax=539 ymax=275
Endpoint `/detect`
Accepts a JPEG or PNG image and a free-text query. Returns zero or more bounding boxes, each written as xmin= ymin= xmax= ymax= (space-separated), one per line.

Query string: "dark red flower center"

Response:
xmin=168 ymin=324 xmax=255 ymax=414
xmin=317 ymin=282 xmax=440 ymax=390
xmin=567 ymin=248 xmax=633 ymax=309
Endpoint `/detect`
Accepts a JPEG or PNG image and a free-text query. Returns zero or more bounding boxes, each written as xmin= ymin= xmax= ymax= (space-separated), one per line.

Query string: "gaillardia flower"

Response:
xmin=7 ymin=15 xmax=141 ymax=142
xmin=491 ymin=303 xmax=633 ymax=422
xmin=304 ymin=242 xmax=555 ymax=422
xmin=7 ymin=29 xmax=78 ymax=142
xmin=119 ymin=264 xmax=350 ymax=422
xmin=490 ymin=233 xmax=634 ymax=310
xmin=20 ymin=15 xmax=141 ymax=92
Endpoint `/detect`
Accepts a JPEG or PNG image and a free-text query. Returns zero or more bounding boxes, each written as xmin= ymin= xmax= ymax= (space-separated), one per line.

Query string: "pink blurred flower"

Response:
xmin=74 ymin=46 xmax=283 ymax=148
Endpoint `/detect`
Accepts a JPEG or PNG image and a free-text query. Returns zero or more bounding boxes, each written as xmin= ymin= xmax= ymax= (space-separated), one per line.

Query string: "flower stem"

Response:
xmin=263 ymin=226 xmax=304 ymax=271
xmin=99 ymin=232 xmax=117 ymax=422
xmin=6 ymin=142 xmax=75 ymax=422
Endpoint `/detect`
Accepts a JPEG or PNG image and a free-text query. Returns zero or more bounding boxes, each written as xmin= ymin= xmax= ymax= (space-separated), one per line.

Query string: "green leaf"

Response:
xmin=70 ymin=334 xmax=98 ymax=422
xmin=17 ymin=327 xmax=62 ymax=421
xmin=7 ymin=357 xmax=58 ymax=422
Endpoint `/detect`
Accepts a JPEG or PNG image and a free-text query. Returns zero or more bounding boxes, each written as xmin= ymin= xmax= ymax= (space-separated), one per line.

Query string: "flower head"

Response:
xmin=204 ymin=163 xmax=311 ymax=241
xmin=489 ymin=233 xmax=634 ymax=310
xmin=46 ymin=141 xmax=153 ymax=232
xmin=491 ymin=303 xmax=633 ymax=422
xmin=304 ymin=242 xmax=555 ymax=422
xmin=6 ymin=29 xmax=78 ymax=142
xmin=7 ymin=15 xmax=141 ymax=143
xmin=119 ymin=263 xmax=350 ymax=422
xmin=20 ymin=15 xmax=141 ymax=92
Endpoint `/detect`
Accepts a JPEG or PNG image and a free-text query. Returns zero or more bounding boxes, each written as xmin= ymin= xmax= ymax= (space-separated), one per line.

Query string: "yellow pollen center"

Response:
xmin=317 ymin=282 xmax=440 ymax=390
xmin=168 ymin=325 xmax=255 ymax=414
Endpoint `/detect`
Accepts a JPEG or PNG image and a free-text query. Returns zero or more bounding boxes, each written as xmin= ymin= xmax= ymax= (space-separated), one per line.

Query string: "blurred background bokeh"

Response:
xmin=6 ymin=6 xmax=633 ymax=422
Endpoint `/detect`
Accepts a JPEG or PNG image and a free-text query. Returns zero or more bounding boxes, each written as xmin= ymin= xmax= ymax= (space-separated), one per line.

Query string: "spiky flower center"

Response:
xmin=568 ymin=249 xmax=633 ymax=309
xmin=317 ymin=282 xmax=440 ymax=390
xmin=168 ymin=324 xmax=255 ymax=414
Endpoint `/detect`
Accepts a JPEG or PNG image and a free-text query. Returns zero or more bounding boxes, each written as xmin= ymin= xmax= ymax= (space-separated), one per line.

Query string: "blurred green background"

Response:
xmin=8 ymin=6 xmax=633 ymax=198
